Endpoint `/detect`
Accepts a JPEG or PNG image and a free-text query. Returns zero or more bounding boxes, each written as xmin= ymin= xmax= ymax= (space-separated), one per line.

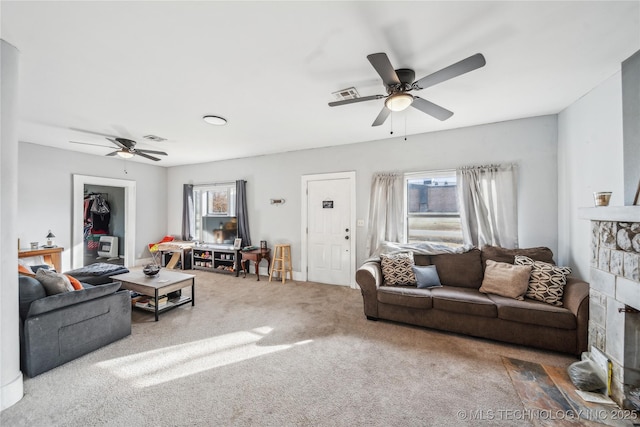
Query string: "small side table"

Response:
xmin=241 ymin=249 xmax=271 ymax=281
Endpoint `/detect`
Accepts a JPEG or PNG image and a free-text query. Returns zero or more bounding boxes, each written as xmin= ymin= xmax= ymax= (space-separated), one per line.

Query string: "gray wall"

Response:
xmin=622 ymin=50 xmax=640 ymax=205
xmin=167 ymin=115 xmax=560 ymax=274
xmin=18 ymin=142 xmax=168 ymax=271
xmin=84 ymin=184 xmax=125 ymax=256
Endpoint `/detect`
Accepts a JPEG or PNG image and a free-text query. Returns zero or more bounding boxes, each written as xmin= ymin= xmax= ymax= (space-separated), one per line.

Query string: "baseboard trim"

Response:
xmin=1 ymin=371 xmax=23 ymax=411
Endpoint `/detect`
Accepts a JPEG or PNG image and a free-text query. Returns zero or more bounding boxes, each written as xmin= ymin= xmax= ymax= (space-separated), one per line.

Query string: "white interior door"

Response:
xmin=306 ymin=178 xmax=352 ymax=285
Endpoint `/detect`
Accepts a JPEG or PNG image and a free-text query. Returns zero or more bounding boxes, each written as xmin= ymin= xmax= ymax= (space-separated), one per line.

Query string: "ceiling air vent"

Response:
xmin=143 ymin=134 xmax=166 ymax=142
xmin=332 ymin=87 xmax=360 ymax=101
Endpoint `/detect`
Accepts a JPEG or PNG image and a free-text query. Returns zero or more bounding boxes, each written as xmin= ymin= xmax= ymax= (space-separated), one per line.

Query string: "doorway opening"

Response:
xmin=73 ymin=175 xmax=136 ymax=269
xmin=83 ymin=184 xmax=125 ymax=266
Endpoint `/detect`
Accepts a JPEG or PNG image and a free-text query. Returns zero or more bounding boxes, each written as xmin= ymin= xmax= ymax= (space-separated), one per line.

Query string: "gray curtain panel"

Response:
xmin=182 ymin=184 xmax=195 ymax=241
xmin=236 ymin=180 xmax=252 ymax=246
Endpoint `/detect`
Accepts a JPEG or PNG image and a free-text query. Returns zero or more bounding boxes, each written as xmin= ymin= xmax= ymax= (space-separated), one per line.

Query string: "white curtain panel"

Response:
xmin=456 ymin=164 xmax=518 ymax=248
xmin=366 ymin=173 xmax=404 ymax=256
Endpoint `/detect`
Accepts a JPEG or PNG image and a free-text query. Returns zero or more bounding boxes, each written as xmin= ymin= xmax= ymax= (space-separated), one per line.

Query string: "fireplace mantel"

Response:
xmin=579 ymin=206 xmax=640 ymax=222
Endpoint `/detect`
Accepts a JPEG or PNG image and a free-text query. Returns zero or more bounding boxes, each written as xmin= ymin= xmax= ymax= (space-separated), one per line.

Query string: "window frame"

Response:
xmin=193 ymin=182 xmax=236 ymax=243
xmin=403 ymin=169 xmax=463 ymax=247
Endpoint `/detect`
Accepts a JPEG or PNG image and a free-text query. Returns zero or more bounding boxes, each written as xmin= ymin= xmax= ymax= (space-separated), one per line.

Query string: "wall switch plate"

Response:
xmin=357 ymin=219 xmax=365 ymax=227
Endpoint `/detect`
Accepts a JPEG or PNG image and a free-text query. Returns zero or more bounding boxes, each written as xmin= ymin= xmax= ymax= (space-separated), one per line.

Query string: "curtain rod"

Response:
xmin=193 ymin=181 xmax=236 ymax=188
xmin=404 ymin=168 xmax=456 ymax=177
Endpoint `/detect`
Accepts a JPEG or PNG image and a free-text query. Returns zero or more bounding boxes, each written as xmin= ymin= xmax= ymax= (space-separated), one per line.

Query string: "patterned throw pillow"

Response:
xmin=380 ymin=252 xmax=416 ymax=286
xmin=514 ymin=255 xmax=571 ymax=306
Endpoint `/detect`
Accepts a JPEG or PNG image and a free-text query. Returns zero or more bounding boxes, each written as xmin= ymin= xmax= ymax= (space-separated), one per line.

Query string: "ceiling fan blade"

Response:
xmin=105 ymin=151 xmax=120 ymax=157
xmin=69 ymin=140 xmax=111 ymax=148
xmin=412 ymin=97 xmax=454 ymax=121
xmin=106 ymin=137 xmax=127 ymax=150
xmin=136 ymin=149 xmax=168 ymax=156
xmin=135 ymin=151 xmax=161 ymax=162
xmin=69 ymin=127 xmax=118 ymax=139
xmin=372 ymin=106 xmax=391 ymax=127
xmin=367 ymin=53 xmax=401 ymax=86
xmin=328 ymin=95 xmax=384 ymax=107
xmin=414 ymin=53 xmax=486 ymax=90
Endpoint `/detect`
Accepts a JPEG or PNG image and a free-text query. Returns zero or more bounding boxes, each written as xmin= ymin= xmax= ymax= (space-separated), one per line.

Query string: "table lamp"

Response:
xmin=46 ymin=230 xmax=55 ymax=247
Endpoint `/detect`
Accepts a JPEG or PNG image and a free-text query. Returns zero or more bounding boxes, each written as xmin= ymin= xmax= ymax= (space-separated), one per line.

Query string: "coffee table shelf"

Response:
xmin=111 ymin=270 xmax=195 ymax=321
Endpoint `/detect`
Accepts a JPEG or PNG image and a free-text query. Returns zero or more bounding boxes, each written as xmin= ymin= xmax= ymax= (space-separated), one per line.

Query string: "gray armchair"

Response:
xmin=19 ymin=275 xmax=131 ymax=377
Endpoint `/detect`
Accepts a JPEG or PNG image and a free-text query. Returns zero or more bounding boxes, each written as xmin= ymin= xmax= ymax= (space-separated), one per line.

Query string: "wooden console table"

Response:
xmin=241 ymin=248 xmax=271 ymax=281
xmin=19 ymin=246 xmax=63 ymax=272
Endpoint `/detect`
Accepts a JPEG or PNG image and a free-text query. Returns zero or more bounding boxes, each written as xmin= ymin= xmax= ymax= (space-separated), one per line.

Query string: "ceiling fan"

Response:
xmin=328 ymin=52 xmax=486 ymax=126
xmin=70 ymin=137 xmax=168 ymax=161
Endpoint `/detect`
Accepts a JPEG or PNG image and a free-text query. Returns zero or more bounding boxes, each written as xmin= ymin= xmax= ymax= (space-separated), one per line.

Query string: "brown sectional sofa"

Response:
xmin=355 ymin=246 xmax=589 ymax=355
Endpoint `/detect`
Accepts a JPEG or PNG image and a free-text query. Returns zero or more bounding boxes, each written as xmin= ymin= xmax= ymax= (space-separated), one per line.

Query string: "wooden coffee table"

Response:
xmin=110 ymin=270 xmax=195 ymax=321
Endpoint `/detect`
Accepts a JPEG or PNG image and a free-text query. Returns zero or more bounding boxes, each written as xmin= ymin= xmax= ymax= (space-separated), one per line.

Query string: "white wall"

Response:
xmin=167 ymin=115 xmax=559 ymax=272
xmin=1 ymin=39 xmax=24 ymax=411
xmin=18 ymin=142 xmax=168 ymax=271
xmin=558 ymin=72 xmax=624 ymax=280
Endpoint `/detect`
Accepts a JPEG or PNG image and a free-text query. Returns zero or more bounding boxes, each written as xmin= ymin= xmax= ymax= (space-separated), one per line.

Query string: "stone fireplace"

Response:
xmin=581 ymin=206 xmax=640 ymax=409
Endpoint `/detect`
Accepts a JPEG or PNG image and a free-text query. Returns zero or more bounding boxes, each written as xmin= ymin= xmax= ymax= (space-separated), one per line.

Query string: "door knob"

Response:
xmin=345 ymin=228 xmax=349 ymax=232
xmin=345 ymin=236 xmax=349 ymax=240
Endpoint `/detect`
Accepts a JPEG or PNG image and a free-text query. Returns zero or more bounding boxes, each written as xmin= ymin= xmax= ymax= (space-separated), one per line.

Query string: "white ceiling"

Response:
xmin=2 ymin=1 xmax=639 ymax=167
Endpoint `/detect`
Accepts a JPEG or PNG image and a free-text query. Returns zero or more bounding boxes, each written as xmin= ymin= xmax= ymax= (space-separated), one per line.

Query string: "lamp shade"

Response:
xmin=385 ymin=93 xmax=414 ymax=112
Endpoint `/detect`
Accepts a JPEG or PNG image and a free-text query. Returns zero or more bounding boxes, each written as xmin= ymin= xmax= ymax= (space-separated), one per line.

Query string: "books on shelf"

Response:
xmin=150 ymin=296 xmax=169 ymax=307
xmin=134 ymin=297 xmax=152 ymax=308
xmin=130 ymin=293 xmax=190 ymax=311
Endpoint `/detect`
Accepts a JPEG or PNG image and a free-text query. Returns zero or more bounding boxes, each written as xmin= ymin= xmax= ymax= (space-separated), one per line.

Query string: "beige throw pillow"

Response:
xmin=35 ymin=268 xmax=74 ymax=296
xmin=479 ymin=260 xmax=532 ymax=300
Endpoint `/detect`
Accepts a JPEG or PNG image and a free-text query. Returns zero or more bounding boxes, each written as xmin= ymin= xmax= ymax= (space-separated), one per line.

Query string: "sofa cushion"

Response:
xmin=430 ymin=248 xmax=483 ymax=288
xmin=63 ymin=263 xmax=130 ymax=286
xmin=27 ymin=281 xmax=122 ymax=317
xmin=413 ymin=254 xmax=432 ymax=266
xmin=19 ymin=276 xmax=46 ymax=320
xmin=378 ymin=286 xmax=433 ymax=309
xmin=515 ymin=255 xmax=572 ymax=306
xmin=35 ymin=268 xmax=74 ymax=295
xmin=380 ymin=252 xmax=416 ymax=286
xmin=481 ymin=245 xmax=555 ymax=267
xmin=479 ymin=260 xmax=531 ymax=300
xmin=412 ymin=265 xmax=442 ymax=289
xmin=487 ymin=294 xmax=577 ymax=330
xmin=430 ymin=286 xmax=497 ymax=317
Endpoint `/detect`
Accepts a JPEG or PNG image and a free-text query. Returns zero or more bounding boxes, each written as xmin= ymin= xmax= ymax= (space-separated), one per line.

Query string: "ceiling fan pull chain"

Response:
xmin=390 ymin=111 xmax=394 ymax=135
xmin=404 ymin=116 xmax=407 ymax=141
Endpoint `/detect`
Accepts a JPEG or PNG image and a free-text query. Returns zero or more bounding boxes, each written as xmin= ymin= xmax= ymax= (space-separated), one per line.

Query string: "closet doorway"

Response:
xmin=83 ymin=185 xmax=125 ymax=266
xmin=72 ymin=175 xmax=136 ymax=269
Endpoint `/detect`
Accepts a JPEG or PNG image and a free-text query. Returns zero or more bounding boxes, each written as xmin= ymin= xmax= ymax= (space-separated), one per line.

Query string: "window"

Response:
xmin=193 ymin=183 xmax=237 ymax=244
xmin=404 ymin=171 xmax=463 ymax=247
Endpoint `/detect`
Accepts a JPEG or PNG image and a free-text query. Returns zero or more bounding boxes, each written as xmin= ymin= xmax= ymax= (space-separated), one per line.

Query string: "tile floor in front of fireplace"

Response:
xmin=503 ymin=357 xmax=639 ymax=427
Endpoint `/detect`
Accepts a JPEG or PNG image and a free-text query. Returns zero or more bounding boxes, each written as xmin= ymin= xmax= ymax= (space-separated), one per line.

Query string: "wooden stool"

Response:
xmin=269 ymin=244 xmax=293 ymax=283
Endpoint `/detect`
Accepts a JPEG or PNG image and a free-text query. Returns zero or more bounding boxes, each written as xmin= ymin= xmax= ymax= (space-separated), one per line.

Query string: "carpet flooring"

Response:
xmin=2 ymin=270 xmax=579 ymax=426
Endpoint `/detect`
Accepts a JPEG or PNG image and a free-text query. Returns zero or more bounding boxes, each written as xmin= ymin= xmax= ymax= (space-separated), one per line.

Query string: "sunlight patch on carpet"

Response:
xmin=96 ymin=326 xmax=312 ymax=387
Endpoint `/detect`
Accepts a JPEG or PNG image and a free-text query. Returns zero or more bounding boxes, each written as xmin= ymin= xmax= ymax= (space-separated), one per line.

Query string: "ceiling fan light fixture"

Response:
xmin=116 ymin=150 xmax=134 ymax=159
xmin=203 ymin=115 xmax=227 ymax=126
xmin=385 ymin=93 xmax=414 ymax=112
